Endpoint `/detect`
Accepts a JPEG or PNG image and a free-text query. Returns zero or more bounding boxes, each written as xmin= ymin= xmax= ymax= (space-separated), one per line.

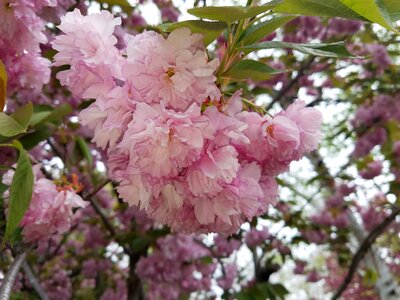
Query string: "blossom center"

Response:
xmin=166 ymin=67 xmax=175 ymax=78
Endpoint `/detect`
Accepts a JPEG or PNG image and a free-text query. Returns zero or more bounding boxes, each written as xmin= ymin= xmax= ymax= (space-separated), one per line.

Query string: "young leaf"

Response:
xmin=0 ymin=59 xmax=7 ymax=112
xmin=273 ymin=0 xmax=365 ymax=20
xmin=223 ymin=59 xmax=283 ymax=81
xmin=239 ymin=15 xmax=295 ymax=46
xmin=2 ymin=143 xmax=34 ymax=245
xmin=339 ymin=0 xmax=396 ymax=31
xmin=241 ymin=41 xmax=355 ymax=58
xmin=158 ymin=20 xmax=227 ymax=46
xmin=187 ymin=1 xmax=283 ymax=24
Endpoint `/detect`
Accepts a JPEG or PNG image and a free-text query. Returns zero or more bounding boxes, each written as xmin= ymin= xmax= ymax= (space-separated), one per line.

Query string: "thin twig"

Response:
xmin=331 ymin=206 xmax=400 ymax=300
xmin=0 ymin=251 xmax=27 ymax=300
xmin=22 ymin=262 xmax=49 ymax=300
xmin=266 ymin=57 xmax=315 ymax=111
xmin=82 ymin=179 xmax=131 ymax=255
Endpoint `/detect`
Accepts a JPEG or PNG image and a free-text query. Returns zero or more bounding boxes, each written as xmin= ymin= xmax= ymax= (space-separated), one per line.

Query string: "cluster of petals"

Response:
xmin=53 ymin=10 xmax=322 ymax=235
xmin=2 ymin=165 xmax=87 ymax=244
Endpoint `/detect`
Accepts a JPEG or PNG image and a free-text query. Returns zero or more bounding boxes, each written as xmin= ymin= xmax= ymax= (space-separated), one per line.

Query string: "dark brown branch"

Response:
xmin=82 ymin=179 xmax=131 ymax=255
xmin=332 ymin=206 xmax=400 ymax=300
xmin=0 ymin=251 xmax=27 ymax=300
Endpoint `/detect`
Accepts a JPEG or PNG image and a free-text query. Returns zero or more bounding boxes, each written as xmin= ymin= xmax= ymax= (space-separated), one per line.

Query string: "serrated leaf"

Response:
xmin=224 ymin=59 xmax=283 ymax=81
xmin=188 ymin=1 xmax=283 ymax=24
xmin=159 ymin=20 xmax=227 ymax=46
xmin=239 ymin=16 xmax=295 ymax=46
xmin=0 ymin=59 xmax=7 ymax=112
xmin=241 ymin=41 xmax=354 ymax=58
xmin=2 ymin=146 xmax=34 ymax=246
xmin=339 ymin=0 xmax=397 ymax=31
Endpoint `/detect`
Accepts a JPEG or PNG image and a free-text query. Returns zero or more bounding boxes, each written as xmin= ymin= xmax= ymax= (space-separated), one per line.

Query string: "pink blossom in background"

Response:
xmin=135 ymin=234 xmax=216 ymax=300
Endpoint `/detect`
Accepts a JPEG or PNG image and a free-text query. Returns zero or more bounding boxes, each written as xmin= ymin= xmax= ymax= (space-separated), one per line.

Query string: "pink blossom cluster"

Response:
xmin=135 ymin=234 xmax=216 ymax=300
xmin=283 ymin=16 xmax=362 ymax=44
xmin=310 ymin=184 xmax=355 ymax=229
xmin=0 ymin=0 xmax=54 ymax=93
xmin=352 ymin=94 xmax=400 ymax=157
xmin=245 ymin=226 xmax=270 ymax=248
xmin=2 ymin=165 xmax=87 ymax=244
xmin=52 ymin=10 xmax=322 ymax=235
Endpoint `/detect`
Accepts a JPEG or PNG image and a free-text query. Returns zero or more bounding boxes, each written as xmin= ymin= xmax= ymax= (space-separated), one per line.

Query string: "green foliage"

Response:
xmin=0 ymin=102 xmax=33 ymax=137
xmin=273 ymin=0 xmax=365 ymax=20
xmin=187 ymin=2 xmax=283 ymax=24
xmin=30 ymin=103 xmax=72 ymax=127
xmin=241 ymin=41 xmax=355 ymax=58
xmin=339 ymin=0 xmax=397 ymax=31
xmin=2 ymin=141 xmax=34 ymax=246
xmin=76 ymin=136 xmax=93 ymax=166
xmin=236 ymin=283 xmax=289 ymax=300
xmin=224 ymin=59 xmax=283 ymax=81
xmin=239 ymin=16 xmax=295 ymax=46
xmin=158 ymin=20 xmax=227 ymax=46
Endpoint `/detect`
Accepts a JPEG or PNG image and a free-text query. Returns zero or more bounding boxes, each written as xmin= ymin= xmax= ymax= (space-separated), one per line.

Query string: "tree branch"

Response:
xmin=0 ymin=251 xmax=27 ymax=300
xmin=22 ymin=262 xmax=49 ymax=300
xmin=82 ymin=179 xmax=131 ymax=255
xmin=331 ymin=206 xmax=400 ymax=300
xmin=266 ymin=57 xmax=315 ymax=111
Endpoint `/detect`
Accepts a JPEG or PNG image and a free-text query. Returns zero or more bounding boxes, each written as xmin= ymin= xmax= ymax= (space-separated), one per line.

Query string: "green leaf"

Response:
xmin=19 ymin=127 xmax=52 ymax=150
xmin=2 ymin=144 xmax=34 ymax=246
xmin=76 ymin=136 xmax=93 ymax=166
xmin=0 ymin=103 xmax=33 ymax=137
xmin=29 ymin=111 xmax=52 ymax=127
xmin=241 ymin=41 xmax=355 ymax=58
xmin=158 ymin=20 xmax=227 ymax=46
xmin=274 ymin=0 xmax=365 ymax=20
xmin=30 ymin=104 xmax=72 ymax=127
xmin=239 ymin=16 xmax=295 ymax=46
xmin=268 ymin=283 xmax=289 ymax=299
xmin=0 ymin=113 xmax=26 ymax=137
xmin=384 ymin=0 xmax=400 ymax=21
xmin=187 ymin=1 xmax=283 ymax=24
xmin=0 ymin=59 xmax=7 ymax=112
xmin=224 ymin=59 xmax=283 ymax=81
xmin=339 ymin=0 xmax=396 ymax=31
xmin=11 ymin=102 xmax=33 ymax=130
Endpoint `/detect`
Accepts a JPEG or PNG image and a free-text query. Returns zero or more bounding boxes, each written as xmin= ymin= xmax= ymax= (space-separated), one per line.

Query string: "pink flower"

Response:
xmin=52 ymin=9 xmax=122 ymax=97
xmin=283 ymin=99 xmax=323 ymax=153
xmin=3 ymin=166 xmax=87 ymax=244
xmin=123 ymin=28 xmax=220 ymax=110
xmin=52 ymin=9 xmax=121 ymax=67
xmin=79 ymin=86 xmax=135 ymax=149
xmin=359 ymin=160 xmax=383 ymax=179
